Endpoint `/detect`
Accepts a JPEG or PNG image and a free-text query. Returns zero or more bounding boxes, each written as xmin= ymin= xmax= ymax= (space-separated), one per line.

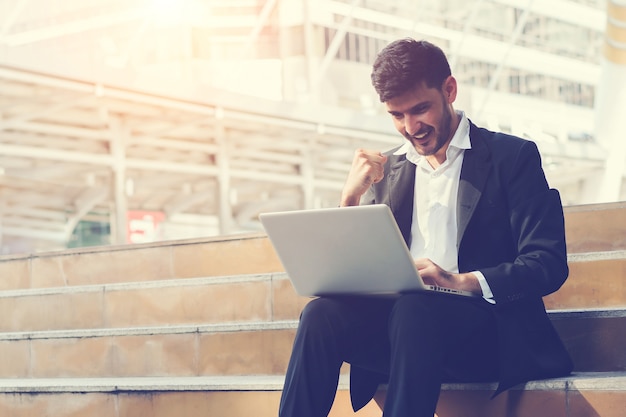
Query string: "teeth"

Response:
xmin=413 ymin=131 xmax=428 ymax=139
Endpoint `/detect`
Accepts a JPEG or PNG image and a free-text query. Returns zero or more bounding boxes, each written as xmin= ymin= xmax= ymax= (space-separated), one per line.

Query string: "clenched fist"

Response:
xmin=340 ymin=149 xmax=388 ymax=206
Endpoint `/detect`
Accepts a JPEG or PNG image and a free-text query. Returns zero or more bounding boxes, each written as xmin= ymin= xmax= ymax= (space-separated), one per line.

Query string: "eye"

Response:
xmin=410 ymin=104 xmax=429 ymax=115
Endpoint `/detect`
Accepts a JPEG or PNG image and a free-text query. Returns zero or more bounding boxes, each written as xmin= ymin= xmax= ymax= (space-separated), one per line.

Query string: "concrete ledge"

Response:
xmin=0 ymin=272 xmax=288 ymax=299
xmin=1 ymin=307 xmax=623 ymax=341
xmin=568 ymin=250 xmax=626 ymax=262
xmin=0 ymin=233 xmax=269 ymax=262
xmin=549 ymin=307 xmax=626 ymax=319
xmin=0 ymin=319 xmax=300 ymax=341
xmin=0 ymin=375 xmax=292 ymax=393
xmin=0 ymin=373 xmax=624 ymax=394
xmin=440 ymin=372 xmax=626 ymax=392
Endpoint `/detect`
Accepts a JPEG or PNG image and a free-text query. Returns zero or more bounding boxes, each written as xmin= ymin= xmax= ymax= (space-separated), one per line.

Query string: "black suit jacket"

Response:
xmin=349 ymin=121 xmax=573 ymax=410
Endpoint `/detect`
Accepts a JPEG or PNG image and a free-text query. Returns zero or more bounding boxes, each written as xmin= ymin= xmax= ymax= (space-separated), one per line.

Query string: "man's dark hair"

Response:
xmin=371 ymin=38 xmax=452 ymax=102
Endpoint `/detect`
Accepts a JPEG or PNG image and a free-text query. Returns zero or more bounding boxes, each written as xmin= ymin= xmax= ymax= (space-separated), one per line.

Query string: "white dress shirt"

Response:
xmin=393 ymin=111 xmax=495 ymax=303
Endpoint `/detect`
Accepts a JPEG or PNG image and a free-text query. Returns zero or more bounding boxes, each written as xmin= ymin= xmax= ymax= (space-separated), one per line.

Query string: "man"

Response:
xmin=278 ymin=38 xmax=573 ymax=417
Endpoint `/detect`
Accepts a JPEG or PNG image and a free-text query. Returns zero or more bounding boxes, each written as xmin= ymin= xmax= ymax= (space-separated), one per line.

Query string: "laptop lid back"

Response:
xmin=259 ymin=204 xmax=427 ymax=296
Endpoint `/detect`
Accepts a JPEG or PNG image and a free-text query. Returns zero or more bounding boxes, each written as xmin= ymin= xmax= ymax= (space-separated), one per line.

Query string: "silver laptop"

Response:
xmin=259 ymin=204 xmax=475 ymax=298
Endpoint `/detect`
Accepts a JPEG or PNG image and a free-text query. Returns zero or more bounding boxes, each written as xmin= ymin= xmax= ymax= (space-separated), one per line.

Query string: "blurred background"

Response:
xmin=0 ymin=0 xmax=624 ymax=255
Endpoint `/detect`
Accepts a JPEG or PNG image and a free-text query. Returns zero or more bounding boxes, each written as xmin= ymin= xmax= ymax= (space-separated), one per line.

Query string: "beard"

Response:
xmin=405 ymin=99 xmax=453 ymax=156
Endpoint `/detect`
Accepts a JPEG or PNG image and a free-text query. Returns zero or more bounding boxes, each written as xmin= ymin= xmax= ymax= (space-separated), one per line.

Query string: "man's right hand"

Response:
xmin=340 ymin=149 xmax=388 ymax=206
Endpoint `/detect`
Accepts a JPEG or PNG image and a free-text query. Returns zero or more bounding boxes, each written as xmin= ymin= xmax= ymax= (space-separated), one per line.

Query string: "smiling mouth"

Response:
xmin=409 ymin=127 xmax=432 ymax=141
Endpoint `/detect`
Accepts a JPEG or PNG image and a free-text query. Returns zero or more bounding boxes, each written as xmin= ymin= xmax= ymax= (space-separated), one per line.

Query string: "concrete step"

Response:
xmin=0 ymin=234 xmax=282 ymax=292
xmin=0 ymin=375 xmax=376 ymax=417
xmin=552 ymin=309 xmax=626 ymax=373
xmin=0 ymin=321 xmax=298 ymax=378
xmin=564 ymin=201 xmax=626 ymax=253
xmin=431 ymin=372 xmax=626 ymax=417
xmin=0 ymin=273 xmax=306 ymax=332
xmin=0 ymin=309 xmax=624 ymax=378
xmin=544 ymin=250 xmax=626 ymax=309
xmin=1 ymin=249 xmax=625 ymax=333
xmin=0 ymin=373 xmax=624 ymax=417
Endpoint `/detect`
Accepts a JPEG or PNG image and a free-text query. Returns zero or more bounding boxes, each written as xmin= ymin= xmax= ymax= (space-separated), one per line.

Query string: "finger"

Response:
xmin=414 ymin=258 xmax=430 ymax=269
xmin=355 ymin=149 xmax=387 ymax=164
xmin=371 ymin=165 xmax=385 ymax=183
xmin=374 ymin=154 xmax=387 ymax=182
xmin=352 ymin=150 xmax=386 ymax=183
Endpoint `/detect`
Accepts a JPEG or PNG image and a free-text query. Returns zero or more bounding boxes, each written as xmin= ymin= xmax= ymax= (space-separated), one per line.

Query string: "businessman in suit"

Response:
xmin=278 ymin=38 xmax=573 ymax=417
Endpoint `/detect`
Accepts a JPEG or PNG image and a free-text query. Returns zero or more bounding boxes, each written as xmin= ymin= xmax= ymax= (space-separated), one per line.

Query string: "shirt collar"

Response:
xmin=393 ymin=111 xmax=471 ymax=165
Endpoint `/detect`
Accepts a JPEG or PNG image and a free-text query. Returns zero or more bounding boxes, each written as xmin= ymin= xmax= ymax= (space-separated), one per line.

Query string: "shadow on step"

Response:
xmin=435 ymin=386 xmax=607 ymax=417
xmin=373 ymin=377 xmax=617 ymax=417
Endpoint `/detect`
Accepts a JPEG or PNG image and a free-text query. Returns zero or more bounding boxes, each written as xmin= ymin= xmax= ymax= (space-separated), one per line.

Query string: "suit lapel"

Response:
xmin=387 ymin=154 xmax=415 ymax=247
xmin=457 ymin=125 xmax=491 ymax=245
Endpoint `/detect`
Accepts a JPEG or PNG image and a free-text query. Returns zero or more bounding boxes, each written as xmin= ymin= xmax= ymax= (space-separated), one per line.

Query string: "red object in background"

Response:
xmin=127 ymin=211 xmax=165 ymax=244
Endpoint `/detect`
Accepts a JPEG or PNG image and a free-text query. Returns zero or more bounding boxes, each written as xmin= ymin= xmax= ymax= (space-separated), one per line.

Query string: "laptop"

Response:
xmin=259 ymin=204 xmax=475 ymax=298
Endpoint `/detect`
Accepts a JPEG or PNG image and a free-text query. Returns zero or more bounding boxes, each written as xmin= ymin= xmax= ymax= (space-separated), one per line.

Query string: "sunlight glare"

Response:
xmin=149 ymin=0 xmax=186 ymax=27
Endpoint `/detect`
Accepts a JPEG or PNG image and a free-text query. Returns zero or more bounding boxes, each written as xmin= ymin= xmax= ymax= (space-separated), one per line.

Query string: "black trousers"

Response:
xmin=278 ymin=292 xmax=500 ymax=417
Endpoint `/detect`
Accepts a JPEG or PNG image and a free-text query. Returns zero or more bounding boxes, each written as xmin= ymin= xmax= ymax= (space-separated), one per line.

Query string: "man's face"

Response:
xmin=385 ymin=77 xmax=457 ymax=160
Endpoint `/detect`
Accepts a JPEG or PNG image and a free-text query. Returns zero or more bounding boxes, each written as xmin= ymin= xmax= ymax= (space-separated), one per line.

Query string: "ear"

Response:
xmin=442 ymin=76 xmax=457 ymax=103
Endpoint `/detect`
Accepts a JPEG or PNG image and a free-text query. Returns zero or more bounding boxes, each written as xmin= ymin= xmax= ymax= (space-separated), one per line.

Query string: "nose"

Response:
xmin=405 ymin=114 xmax=421 ymax=137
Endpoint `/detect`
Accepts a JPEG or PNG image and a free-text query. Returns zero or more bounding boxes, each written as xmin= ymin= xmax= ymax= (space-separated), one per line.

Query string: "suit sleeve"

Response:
xmin=479 ymin=141 xmax=569 ymax=304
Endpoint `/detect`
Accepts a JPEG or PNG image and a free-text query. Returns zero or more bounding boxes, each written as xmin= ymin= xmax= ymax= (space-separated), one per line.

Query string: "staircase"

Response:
xmin=0 ymin=202 xmax=624 ymax=417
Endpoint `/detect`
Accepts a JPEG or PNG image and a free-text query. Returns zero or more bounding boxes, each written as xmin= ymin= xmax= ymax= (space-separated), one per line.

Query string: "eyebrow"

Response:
xmin=387 ymin=101 xmax=430 ymax=116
